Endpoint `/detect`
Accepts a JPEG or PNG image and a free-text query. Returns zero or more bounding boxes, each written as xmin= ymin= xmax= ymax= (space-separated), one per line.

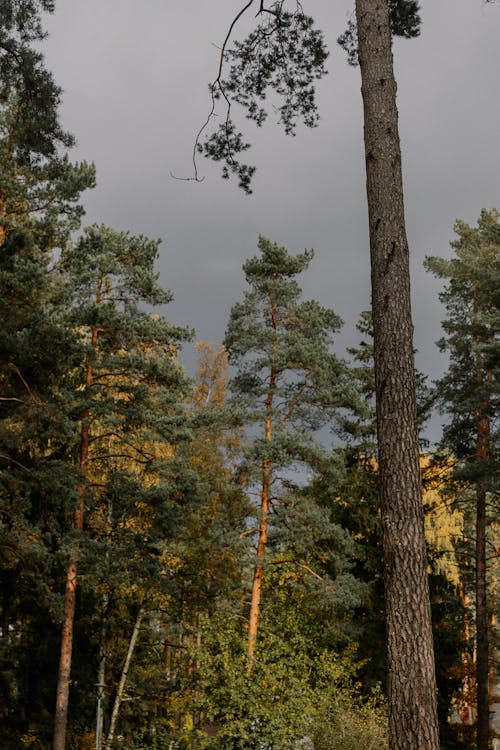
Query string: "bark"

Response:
xmin=355 ymin=1 xmax=439 ymax=748
xmin=247 ymin=455 xmax=270 ymax=668
xmin=53 ymin=325 xmax=98 ymax=750
xmin=52 ymin=461 xmax=87 ymax=750
xmin=247 ymin=295 xmax=277 ymax=668
xmin=0 ymin=188 xmax=5 ymax=248
xmin=476 ymin=409 xmax=490 ymax=750
xmin=104 ymin=604 xmax=145 ymax=750
xmin=96 ymin=592 xmax=109 ymax=750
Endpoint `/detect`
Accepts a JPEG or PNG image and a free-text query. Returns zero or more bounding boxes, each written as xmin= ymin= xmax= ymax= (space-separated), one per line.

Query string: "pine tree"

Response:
xmin=224 ymin=236 xmax=363 ymax=668
xmin=195 ymin=3 xmax=440 ymax=745
xmin=0 ymin=0 xmax=95 ymax=245
xmin=52 ymin=224 xmax=193 ymax=750
xmin=0 ymin=18 xmax=94 ymax=737
xmin=425 ymin=208 xmax=500 ymax=750
xmin=0 ymin=228 xmax=83 ymax=746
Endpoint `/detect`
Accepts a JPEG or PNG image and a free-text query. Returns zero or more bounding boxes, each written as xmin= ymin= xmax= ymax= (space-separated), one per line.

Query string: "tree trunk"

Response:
xmin=104 ymin=604 xmax=145 ymax=750
xmin=53 ymin=324 xmax=98 ymax=750
xmin=247 ymin=456 xmax=270 ymax=668
xmin=247 ymin=296 xmax=277 ymax=668
xmin=96 ymin=591 xmax=109 ymax=750
xmin=476 ymin=407 xmax=490 ymax=750
xmin=52 ymin=461 xmax=87 ymax=750
xmin=0 ymin=188 xmax=5 ymax=248
xmin=476 ymin=485 xmax=489 ymax=750
xmin=355 ymin=2 xmax=439 ymax=748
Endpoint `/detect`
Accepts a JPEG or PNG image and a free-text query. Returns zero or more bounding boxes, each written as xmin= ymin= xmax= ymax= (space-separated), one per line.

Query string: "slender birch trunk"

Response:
xmin=95 ymin=591 xmax=109 ymax=750
xmin=104 ymin=604 xmax=145 ymax=750
xmin=355 ymin=2 xmax=439 ymax=748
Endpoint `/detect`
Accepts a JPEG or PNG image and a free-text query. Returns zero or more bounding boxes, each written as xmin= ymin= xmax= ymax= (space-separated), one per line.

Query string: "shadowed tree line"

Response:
xmin=0 ymin=2 xmax=499 ymax=749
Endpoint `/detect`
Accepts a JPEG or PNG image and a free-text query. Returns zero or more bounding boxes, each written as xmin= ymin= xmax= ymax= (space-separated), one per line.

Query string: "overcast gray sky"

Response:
xmin=41 ymin=1 xmax=500 ymax=443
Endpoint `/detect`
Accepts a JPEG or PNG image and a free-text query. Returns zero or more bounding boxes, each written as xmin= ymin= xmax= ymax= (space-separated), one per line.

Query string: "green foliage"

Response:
xmin=225 ymin=236 xmax=364 ymax=561
xmin=187 ymin=598 xmax=366 ymax=750
xmin=199 ymin=0 xmax=421 ymax=191
xmin=425 ymin=208 xmax=499 ymax=483
xmin=341 ymin=311 xmax=432 ymax=450
xmin=199 ymin=2 xmax=328 ymax=193
xmin=0 ymin=0 xmax=95 ymax=239
xmin=425 ymin=210 xmax=499 ymax=747
xmin=338 ymin=0 xmax=421 ymax=66
xmin=0 ymin=226 xmax=82 ymax=744
xmin=312 ymin=686 xmax=388 ymax=750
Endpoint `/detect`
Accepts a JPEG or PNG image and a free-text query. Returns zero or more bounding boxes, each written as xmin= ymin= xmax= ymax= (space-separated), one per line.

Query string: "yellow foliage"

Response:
xmin=20 ymin=731 xmax=38 ymax=745
xmin=421 ymin=453 xmax=464 ymax=585
xmin=193 ymin=341 xmax=228 ymax=406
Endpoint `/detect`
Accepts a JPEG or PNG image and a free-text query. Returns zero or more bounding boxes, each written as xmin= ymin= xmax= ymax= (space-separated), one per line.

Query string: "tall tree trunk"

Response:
xmin=476 ymin=408 xmax=490 ymax=750
xmin=53 ymin=442 xmax=88 ymax=750
xmin=247 ymin=300 xmax=277 ymax=669
xmin=96 ymin=495 xmax=113 ymax=750
xmin=104 ymin=604 xmax=145 ymax=750
xmin=96 ymin=591 xmax=109 ymax=750
xmin=355 ymin=2 xmax=439 ymax=748
xmin=0 ymin=188 xmax=6 ymax=248
xmin=247 ymin=456 xmax=271 ymax=668
xmin=53 ymin=324 xmax=98 ymax=750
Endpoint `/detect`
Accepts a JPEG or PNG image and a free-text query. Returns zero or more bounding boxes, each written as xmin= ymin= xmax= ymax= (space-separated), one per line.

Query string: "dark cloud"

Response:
xmin=42 ymin=0 xmax=500 ymax=443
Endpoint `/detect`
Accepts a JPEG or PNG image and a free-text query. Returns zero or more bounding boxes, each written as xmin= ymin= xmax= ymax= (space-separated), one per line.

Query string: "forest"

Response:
xmin=0 ymin=1 xmax=499 ymax=749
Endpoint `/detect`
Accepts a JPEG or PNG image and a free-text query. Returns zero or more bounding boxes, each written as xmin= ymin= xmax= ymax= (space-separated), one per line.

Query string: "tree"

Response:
xmin=52 ymin=224 xmax=192 ymax=750
xmin=311 ymin=314 xmax=469 ymax=747
xmin=195 ymin=2 xmax=439 ymax=747
xmin=224 ymin=236 xmax=363 ymax=668
xmin=0 ymin=227 xmax=83 ymax=747
xmin=425 ymin=208 xmax=500 ymax=750
xmin=0 ymin=4 xmax=94 ymax=734
xmin=0 ymin=0 xmax=95 ymax=245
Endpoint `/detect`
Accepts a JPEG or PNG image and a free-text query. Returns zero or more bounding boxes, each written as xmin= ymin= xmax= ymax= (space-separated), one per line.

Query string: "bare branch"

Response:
xmin=239 ymin=526 xmax=259 ymax=538
xmin=0 ymin=454 xmax=32 ymax=471
xmin=172 ymin=0 xmax=257 ymax=184
xmin=268 ymin=557 xmax=323 ymax=581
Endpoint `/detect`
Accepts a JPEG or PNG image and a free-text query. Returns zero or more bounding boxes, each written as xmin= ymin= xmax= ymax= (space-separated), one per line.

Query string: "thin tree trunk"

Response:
xmin=476 ymin=486 xmax=489 ymax=750
xmin=96 ymin=495 xmax=113 ymax=750
xmin=247 ymin=298 xmax=277 ymax=669
xmin=104 ymin=603 xmax=145 ymax=750
xmin=355 ymin=2 xmax=439 ymax=748
xmin=476 ymin=408 xmax=490 ymax=750
xmin=53 ymin=323 xmax=98 ymax=750
xmin=53 ymin=446 xmax=88 ymax=750
xmin=96 ymin=591 xmax=109 ymax=750
xmin=247 ymin=456 xmax=271 ymax=668
xmin=0 ymin=188 xmax=5 ymax=247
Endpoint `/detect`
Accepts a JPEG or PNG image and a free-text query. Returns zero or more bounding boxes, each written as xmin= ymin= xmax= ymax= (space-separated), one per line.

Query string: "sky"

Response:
xmin=41 ymin=0 xmax=500 ymax=444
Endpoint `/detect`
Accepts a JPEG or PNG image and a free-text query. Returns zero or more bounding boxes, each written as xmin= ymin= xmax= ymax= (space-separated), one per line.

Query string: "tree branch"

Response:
xmin=171 ymin=0 xmax=257 ymax=184
xmin=268 ymin=557 xmax=323 ymax=581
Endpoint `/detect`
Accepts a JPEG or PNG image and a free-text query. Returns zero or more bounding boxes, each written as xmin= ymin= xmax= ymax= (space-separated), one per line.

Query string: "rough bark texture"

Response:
xmin=355 ymin=2 xmax=439 ymax=748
